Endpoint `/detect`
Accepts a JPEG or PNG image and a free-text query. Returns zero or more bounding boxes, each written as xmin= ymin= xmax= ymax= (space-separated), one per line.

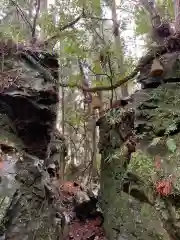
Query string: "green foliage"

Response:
xmin=166 ymin=138 xmax=177 ymax=153
xmin=134 ymin=6 xmax=151 ymax=36
xmin=0 ymin=22 xmax=26 ymax=41
xmin=106 ymin=108 xmax=125 ymax=125
xmin=147 ymin=85 xmax=180 ymax=135
xmin=104 ymin=151 xmax=120 ymax=163
xmin=128 ymin=150 xmax=154 ymax=183
xmin=91 ymin=62 xmax=102 ymax=76
xmin=165 ymin=122 xmax=177 ymax=135
xmin=134 ymin=0 xmax=174 ymax=38
xmin=149 ymin=137 xmax=162 ymax=147
xmin=67 ymin=111 xmax=84 ymax=126
xmin=77 ymin=0 xmax=101 ymax=16
xmin=90 ymin=0 xmax=101 ymax=15
xmin=38 ymin=12 xmax=57 ymax=38
xmin=156 ymin=0 xmax=174 ymax=20
xmin=67 ymin=74 xmax=82 ymax=86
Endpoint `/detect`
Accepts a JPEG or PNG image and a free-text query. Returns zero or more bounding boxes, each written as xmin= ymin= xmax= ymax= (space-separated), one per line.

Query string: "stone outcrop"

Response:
xmin=0 ymin=41 xmax=67 ymax=239
xmin=97 ymin=51 xmax=180 ymax=240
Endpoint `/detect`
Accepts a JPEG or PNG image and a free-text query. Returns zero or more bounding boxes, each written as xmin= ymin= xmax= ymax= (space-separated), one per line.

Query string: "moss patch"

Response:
xmin=142 ymin=84 xmax=180 ymax=136
xmin=128 ymin=150 xmax=155 ymax=183
xmin=100 ymin=147 xmax=168 ymax=240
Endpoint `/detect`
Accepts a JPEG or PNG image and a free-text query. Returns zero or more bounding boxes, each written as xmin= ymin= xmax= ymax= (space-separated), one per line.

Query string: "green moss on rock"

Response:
xmin=128 ymin=150 xmax=155 ymax=183
xmin=99 ymin=82 xmax=180 ymax=239
xmin=100 ymin=146 xmax=168 ymax=240
xmin=140 ymin=84 xmax=180 ymax=136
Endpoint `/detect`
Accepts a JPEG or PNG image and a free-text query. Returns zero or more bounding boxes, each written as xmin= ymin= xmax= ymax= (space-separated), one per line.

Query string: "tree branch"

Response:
xmin=18 ymin=45 xmax=166 ymax=93
xmin=44 ymin=13 xmax=83 ymax=45
xmin=82 ymin=45 xmax=166 ymax=92
xmin=10 ymin=0 xmax=33 ymax=33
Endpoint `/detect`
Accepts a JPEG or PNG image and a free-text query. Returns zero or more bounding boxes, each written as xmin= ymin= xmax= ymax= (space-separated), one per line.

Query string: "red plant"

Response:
xmin=155 ymin=178 xmax=172 ymax=196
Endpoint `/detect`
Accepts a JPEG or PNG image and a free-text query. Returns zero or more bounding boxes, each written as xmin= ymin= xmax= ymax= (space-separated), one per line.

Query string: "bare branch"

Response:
xmin=85 ymin=16 xmax=113 ymax=21
xmin=32 ymin=0 xmax=41 ymax=38
xmin=44 ymin=13 xmax=83 ymax=45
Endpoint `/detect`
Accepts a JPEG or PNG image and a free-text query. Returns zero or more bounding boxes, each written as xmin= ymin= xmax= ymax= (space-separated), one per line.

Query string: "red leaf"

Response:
xmin=155 ymin=179 xmax=172 ymax=196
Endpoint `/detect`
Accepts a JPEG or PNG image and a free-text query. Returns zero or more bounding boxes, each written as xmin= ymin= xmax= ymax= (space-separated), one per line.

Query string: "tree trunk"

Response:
xmin=111 ymin=0 xmax=128 ymax=97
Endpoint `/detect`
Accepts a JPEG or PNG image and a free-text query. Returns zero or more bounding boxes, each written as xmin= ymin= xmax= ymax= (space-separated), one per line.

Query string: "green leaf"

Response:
xmin=39 ymin=12 xmax=57 ymax=37
xmin=149 ymin=137 xmax=162 ymax=147
xmin=92 ymin=62 xmax=102 ymax=74
xmin=134 ymin=7 xmax=150 ymax=36
xmin=156 ymin=0 xmax=174 ymax=19
xmin=67 ymin=75 xmax=81 ymax=86
xmin=166 ymin=138 xmax=177 ymax=153
xmin=165 ymin=122 xmax=177 ymax=135
xmin=91 ymin=0 xmax=101 ymax=15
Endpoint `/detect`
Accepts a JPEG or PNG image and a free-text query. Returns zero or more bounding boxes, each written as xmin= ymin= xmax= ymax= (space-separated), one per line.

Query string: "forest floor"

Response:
xmin=60 ymin=181 xmax=107 ymax=240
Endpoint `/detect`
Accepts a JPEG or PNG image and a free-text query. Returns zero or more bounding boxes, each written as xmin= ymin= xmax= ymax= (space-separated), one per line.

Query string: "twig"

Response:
xmin=85 ymin=16 xmax=113 ymax=21
xmin=106 ymin=54 xmax=114 ymax=106
xmin=44 ymin=13 xmax=83 ymax=45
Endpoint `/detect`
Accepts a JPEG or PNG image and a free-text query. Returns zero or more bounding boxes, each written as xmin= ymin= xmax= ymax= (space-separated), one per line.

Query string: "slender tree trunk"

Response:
xmin=174 ymin=0 xmax=180 ymax=33
xmin=111 ymin=0 xmax=128 ymax=97
xmin=39 ymin=0 xmax=48 ymax=40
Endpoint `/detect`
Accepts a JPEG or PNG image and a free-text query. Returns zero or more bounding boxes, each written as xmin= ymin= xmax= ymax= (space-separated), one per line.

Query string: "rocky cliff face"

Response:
xmin=98 ymin=52 xmax=180 ymax=240
xmin=0 ymin=41 xmax=67 ymax=239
